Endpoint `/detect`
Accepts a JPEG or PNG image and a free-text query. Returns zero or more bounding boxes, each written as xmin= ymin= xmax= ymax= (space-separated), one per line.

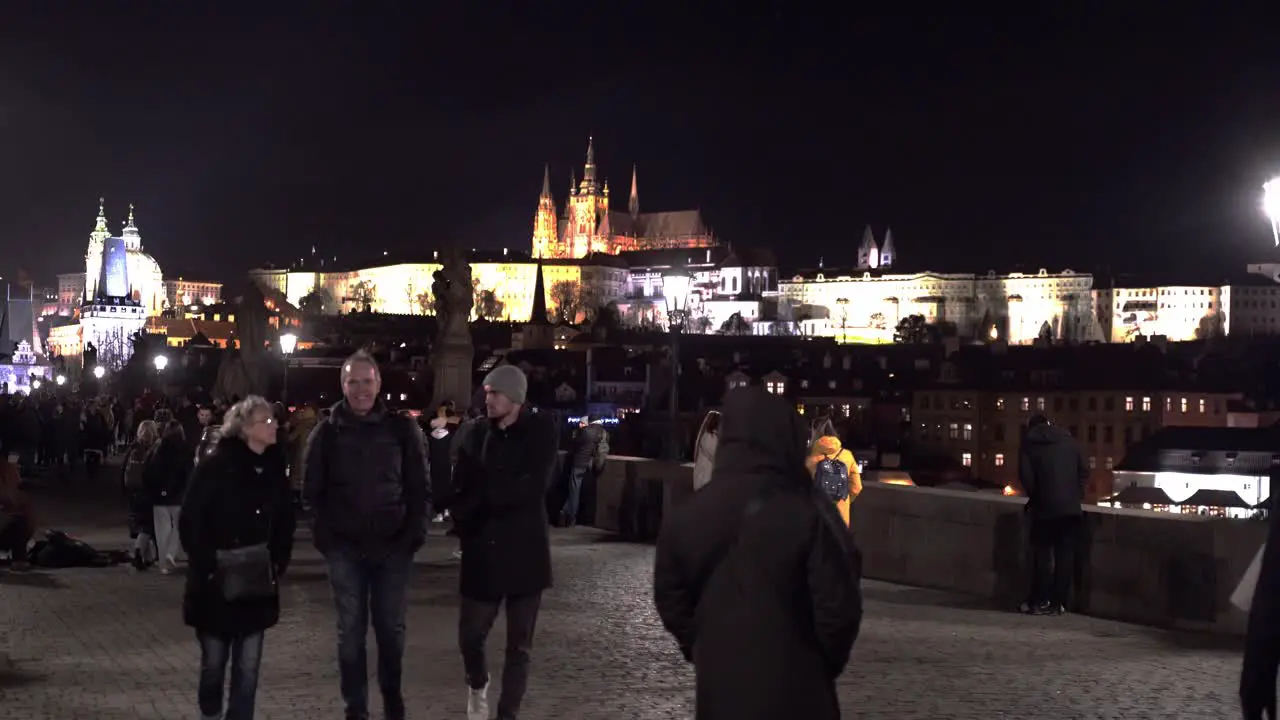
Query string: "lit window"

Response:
xmin=1124 ymin=396 xmax=1134 ymax=412
xmin=1180 ymin=397 xmax=1188 ymax=413
xmin=1088 ymin=456 xmax=1097 ymax=470
xmin=1036 ymin=397 xmax=1046 ymax=412
xmin=1198 ymin=398 xmax=1206 ymax=413
xmin=994 ymin=453 xmax=1005 ymax=467
xmin=1164 ymin=397 xmax=1172 ymax=412
xmin=962 ymin=423 xmax=973 ymax=441
xmin=1021 ymin=397 xmax=1030 ymax=412
xmin=1141 ymin=396 xmax=1151 ymax=412
xmin=961 ymin=452 xmax=972 ymax=467
xmin=996 ymin=397 xmax=1006 ymax=410
xmin=1105 ymin=456 xmax=1114 ymax=470
xmin=949 ymin=422 xmax=959 ymax=439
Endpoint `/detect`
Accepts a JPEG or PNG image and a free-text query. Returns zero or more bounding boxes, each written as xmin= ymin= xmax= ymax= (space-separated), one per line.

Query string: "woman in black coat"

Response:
xmin=180 ymin=396 xmax=295 ymax=720
xmin=653 ymin=387 xmax=863 ymax=720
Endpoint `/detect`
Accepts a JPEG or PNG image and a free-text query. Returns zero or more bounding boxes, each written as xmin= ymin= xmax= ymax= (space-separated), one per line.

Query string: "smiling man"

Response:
xmin=303 ymin=350 xmax=430 ymax=720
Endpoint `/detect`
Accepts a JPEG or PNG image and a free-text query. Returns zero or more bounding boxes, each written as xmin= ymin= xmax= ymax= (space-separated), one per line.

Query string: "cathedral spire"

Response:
xmin=581 ymin=135 xmax=598 ymax=190
xmin=540 ymin=163 xmax=552 ymax=198
xmin=628 ymin=164 xmax=639 ymax=218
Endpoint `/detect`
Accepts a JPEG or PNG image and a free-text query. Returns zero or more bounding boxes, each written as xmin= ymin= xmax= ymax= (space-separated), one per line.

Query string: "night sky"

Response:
xmin=3 ymin=6 xmax=1279 ymax=286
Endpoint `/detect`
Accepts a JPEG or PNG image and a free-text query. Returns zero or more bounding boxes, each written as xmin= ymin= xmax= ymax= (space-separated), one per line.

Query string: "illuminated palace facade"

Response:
xmin=531 ymin=137 xmax=716 ymax=259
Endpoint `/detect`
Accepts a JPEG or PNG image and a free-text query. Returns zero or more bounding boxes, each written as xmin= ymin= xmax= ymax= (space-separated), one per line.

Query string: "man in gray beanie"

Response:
xmin=450 ymin=363 xmax=557 ymax=720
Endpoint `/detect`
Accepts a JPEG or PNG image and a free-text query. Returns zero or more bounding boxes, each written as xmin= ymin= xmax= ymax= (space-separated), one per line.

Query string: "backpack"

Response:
xmin=815 ymin=456 xmax=850 ymax=503
xmin=591 ymin=429 xmax=610 ymax=472
xmin=122 ymin=445 xmax=151 ymax=491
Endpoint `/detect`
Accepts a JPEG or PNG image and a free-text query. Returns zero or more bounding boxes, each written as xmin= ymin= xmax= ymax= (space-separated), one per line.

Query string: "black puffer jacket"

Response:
xmin=180 ymin=437 xmax=296 ymax=636
xmin=302 ymin=400 xmax=430 ymax=558
xmin=143 ymin=436 xmax=194 ymax=506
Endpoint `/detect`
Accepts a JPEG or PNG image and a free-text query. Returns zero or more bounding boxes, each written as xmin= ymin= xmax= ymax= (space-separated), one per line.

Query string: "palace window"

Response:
xmin=1199 ymin=398 xmax=1206 ymax=413
xmin=994 ymin=453 xmax=1005 ymax=467
xmin=1141 ymin=396 xmax=1151 ymax=412
xmin=1124 ymin=396 xmax=1134 ymax=412
xmin=1036 ymin=397 xmax=1046 ymax=412
xmin=1020 ymin=397 xmax=1030 ymax=412
xmin=1180 ymin=397 xmax=1188 ymax=413
xmin=949 ymin=423 xmax=959 ymax=440
xmin=995 ymin=397 xmax=1006 ymax=410
xmin=962 ymin=423 xmax=973 ymax=441
xmin=765 ymin=380 xmax=786 ymax=395
xmin=961 ymin=452 xmax=972 ymax=467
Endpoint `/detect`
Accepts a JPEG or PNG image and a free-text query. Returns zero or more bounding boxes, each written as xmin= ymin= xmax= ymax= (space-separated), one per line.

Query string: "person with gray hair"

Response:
xmin=303 ymin=350 xmax=430 ymax=720
xmin=179 ymin=395 xmax=296 ymax=720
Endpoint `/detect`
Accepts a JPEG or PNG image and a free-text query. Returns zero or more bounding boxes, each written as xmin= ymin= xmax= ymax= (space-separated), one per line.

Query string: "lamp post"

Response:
xmin=154 ymin=354 xmax=168 ymax=372
xmin=662 ymin=269 xmax=692 ymax=462
xmin=1264 ymin=178 xmax=1280 ymax=246
xmin=91 ymin=366 xmax=105 ymax=380
xmin=279 ymin=332 xmax=298 ymax=405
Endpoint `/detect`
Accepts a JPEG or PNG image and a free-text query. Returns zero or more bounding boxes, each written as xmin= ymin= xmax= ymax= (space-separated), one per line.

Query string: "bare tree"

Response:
xmin=416 ymin=290 xmax=435 ymax=316
xmin=346 ymin=280 xmax=377 ymax=313
xmin=471 ymin=279 xmax=506 ymax=321
xmin=548 ymin=280 xmax=587 ymax=324
xmin=404 ymin=282 xmax=417 ymax=315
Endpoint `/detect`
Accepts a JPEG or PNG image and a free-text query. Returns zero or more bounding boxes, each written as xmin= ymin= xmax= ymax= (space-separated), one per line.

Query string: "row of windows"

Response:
xmin=922 ymin=394 xmax=1220 ymax=415
xmin=959 ymin=451 xmax=1114 ymax=471
xmin=923 ymin=421 xmax=1153 ymax=446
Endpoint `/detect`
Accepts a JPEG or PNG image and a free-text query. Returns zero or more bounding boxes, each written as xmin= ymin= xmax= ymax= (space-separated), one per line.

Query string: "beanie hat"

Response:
xmin=483 ymin=365 xmax=528 ymax=405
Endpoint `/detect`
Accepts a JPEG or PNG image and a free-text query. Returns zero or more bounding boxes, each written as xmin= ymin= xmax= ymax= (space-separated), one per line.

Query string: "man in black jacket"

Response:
xmin=450 ymin=364 xmax=557 ymax=720
xmin=1018 ymin=413 xmax=1089 ymax=616
xmin=302 ymin=351 xmax=430 ymax=720
xmin=559 ymin=416 xmax=606 ymax=527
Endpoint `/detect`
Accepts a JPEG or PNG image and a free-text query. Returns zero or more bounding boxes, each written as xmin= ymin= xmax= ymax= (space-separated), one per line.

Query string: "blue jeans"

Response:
xmin=326 ymin=545 xmax=412 ymax=720
xmin=561 ymin=466 xmax=588 ymax=522
xmin=197 ymin=631 xmax=264 ymax=720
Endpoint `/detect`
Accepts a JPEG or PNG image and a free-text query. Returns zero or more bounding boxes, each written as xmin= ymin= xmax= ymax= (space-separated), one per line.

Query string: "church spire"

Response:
xmin=121 ymin=203 xmax=142 ymax=250
xmin=628 ymin=164 xmax=639 ymax=218
xmin=529 ymin=260 xmax=550 ymax=325
xmin=93 ymin=197 xmax=108 ymax=236
xmin=124 ymin=203 xmax=136 ymax=230
xmin=581 ymin=135 xmax=598 ymax=190
xmin=540 ymin=163 xmax=552 ymax=198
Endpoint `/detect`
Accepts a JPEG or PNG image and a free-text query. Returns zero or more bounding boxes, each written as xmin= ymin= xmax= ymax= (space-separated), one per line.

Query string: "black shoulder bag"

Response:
xmin=214 ymin=494 xmax=277 ymax=601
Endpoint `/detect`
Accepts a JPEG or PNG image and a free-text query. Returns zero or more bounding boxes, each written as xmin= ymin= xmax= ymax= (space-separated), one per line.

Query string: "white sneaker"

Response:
xmin=466 ymin=681 xmax=489 ymax=720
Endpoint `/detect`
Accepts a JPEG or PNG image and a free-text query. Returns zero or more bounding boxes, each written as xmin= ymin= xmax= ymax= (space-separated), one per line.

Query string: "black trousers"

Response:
xmin=459 ymin=593 xmax=542 ymax=719
xmin=1029 ymin=515 xmax=1080 ymax=607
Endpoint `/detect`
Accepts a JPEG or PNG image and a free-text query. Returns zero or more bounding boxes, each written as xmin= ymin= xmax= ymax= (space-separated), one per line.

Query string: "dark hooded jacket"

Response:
xmin=653 ymin=388 xmax=863 ymax=720
xmin=1019 ymin=423 xmax=1089 ymax=520
xmin=1241 ymin=465 xmax=1280 ymax=719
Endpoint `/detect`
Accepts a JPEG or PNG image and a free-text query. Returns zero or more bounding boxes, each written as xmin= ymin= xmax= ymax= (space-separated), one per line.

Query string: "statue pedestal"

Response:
xmin=431 ymin=332 xmax=474 ymax=409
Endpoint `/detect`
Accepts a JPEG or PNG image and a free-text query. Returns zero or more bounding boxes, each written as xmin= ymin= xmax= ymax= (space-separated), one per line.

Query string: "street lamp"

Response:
xmin=55 ymin=374 xmax=66 ymax=386
xmin=153 ymin=354 xmax=169 ymax=372
xmin=31 ymin=378 xmax=41 ymax=390
xmin=279 ymin=332 xmax=298 ymax=404
xmin=662 ymin=269 xmax=693 ymax=462
xmin=1265 ymin=179 xmax=1280 ymax=246
xmin=92 ymin=365 xmax=105 ymax=379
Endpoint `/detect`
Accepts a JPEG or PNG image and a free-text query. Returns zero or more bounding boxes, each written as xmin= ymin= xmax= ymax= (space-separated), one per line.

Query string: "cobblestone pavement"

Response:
xmin=0 ymin=474 xmax=1246 ymax=718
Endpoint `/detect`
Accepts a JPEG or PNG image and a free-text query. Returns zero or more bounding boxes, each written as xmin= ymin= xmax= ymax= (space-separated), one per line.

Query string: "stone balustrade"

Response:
xmin=588 ymin=456 xmax=1264 ymax=635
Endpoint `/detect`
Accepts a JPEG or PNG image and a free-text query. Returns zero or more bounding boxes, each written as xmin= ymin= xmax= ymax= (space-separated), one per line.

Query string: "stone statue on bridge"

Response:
xmin=430 ymin=247 xmax=474 ymax=408
xmin=213 ymin=280 xmax=272 ymax=401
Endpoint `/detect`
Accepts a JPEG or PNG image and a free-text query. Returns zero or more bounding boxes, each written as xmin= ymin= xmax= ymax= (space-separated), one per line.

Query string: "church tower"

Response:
xmin=531 ymin=164 xmax=559 ymax=259
xmin=84 ymin=198 xmax=110 ymax=301
xmin=121 ymin=203 xmax=142 ymax=252
xmin=564 ymin=136 xmax=609 ymax=258
xmin=879 ymin=227 xmax=896 ymax=268
xmin=856 ymin=225 xmax=880 ymax=269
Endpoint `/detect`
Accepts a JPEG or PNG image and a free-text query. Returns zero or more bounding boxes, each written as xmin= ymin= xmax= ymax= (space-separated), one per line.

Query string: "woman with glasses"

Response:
xmin=180 ymin=395 xmax=296 ymax=720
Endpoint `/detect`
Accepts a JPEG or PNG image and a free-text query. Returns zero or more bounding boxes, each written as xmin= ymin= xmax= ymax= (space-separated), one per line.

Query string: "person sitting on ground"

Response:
xmin=0 ymin=456 xmax=36 ymax=570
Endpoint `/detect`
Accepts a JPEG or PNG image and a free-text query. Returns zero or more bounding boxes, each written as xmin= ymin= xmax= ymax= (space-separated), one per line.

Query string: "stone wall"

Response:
xmin=851 ymin=482 xmax=1265 ymax=634
xmin=586 ymin=458 xmax=1264 ymax=634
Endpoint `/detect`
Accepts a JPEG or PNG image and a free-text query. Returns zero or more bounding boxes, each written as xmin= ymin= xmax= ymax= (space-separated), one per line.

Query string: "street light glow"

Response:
xmin=154 ymin=355 xmax=169 ymax=371
xmin=1264 ymin=178 xmax=1280 ymax=246
xmin=92 ymin=365 xmax=105 ymax=379
xmin=55 ymin=374 xmax=66 ymax=385
xmin=280 ymin=332 xmax=298 ymax=355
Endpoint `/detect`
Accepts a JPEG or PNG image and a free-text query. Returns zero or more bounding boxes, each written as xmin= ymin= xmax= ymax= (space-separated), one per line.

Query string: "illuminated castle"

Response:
xmin=531 ymin=137 xmax=718 ymax=259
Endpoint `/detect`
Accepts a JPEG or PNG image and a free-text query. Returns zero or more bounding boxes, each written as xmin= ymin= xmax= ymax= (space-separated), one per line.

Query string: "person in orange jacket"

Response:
xmin=806 ymin=424 xmax=861 ymax=526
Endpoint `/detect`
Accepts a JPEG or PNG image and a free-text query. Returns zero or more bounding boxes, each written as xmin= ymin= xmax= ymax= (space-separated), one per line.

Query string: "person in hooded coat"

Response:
xmin=653 ymin=387 xmax=863 ymax=720
xmin=1018 ymin=413 xmax=1089 ymax=615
